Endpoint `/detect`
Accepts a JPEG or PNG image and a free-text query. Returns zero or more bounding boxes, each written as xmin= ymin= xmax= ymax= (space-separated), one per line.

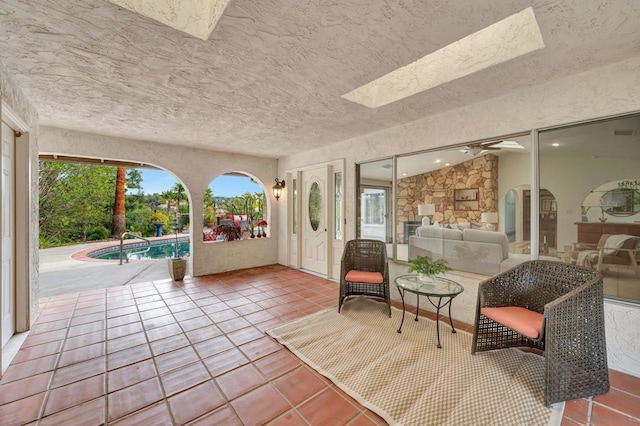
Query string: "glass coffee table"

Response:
xmin=395 ymin=275 xmax=464 ymax=348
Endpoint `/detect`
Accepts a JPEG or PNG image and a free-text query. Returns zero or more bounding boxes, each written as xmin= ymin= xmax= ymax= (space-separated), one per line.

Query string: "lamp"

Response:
xmin=418 ymin=203 xmax=436 ymax=226
xmin=273 ymin=178 xmax=285 ymax=201
xmin=481 ymin=212 xmax=499 ymax=230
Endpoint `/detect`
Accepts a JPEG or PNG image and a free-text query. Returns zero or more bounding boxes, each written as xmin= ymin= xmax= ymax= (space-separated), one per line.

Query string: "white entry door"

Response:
xmin=1 ymin=121 xmax=15 ymax=348
xmin=301 ymin=167 xmax=327 ymax=275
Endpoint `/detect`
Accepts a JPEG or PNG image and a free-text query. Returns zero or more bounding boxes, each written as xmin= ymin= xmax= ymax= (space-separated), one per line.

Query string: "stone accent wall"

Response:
xmin=397 ymin=154 xmax=498 ymax=239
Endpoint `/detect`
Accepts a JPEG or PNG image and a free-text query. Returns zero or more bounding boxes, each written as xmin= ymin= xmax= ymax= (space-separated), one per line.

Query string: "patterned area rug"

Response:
xmin=267 ymin=298 xmax=564 ymax=426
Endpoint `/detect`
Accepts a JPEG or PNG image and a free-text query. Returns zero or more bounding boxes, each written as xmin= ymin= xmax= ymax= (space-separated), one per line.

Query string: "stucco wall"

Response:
xmin=278 ymin=55 xmax=640 ymax=377
xmin=38 ymin=127 xmax=279 ymax=276
xmin=0 ymin=64 xmax=39 ymax=326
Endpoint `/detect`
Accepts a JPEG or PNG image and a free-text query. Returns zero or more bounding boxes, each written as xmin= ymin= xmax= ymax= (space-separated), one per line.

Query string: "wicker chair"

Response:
xmin=338 ymin=239 xmax=391 ymax=317
xmin=472 ymin=260 xmax=609 ymax=405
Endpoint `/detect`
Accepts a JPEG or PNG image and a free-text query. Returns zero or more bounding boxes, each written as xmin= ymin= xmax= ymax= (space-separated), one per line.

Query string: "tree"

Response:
xmin=161 ymin=190 xmax=175 ymax=214
xmin=39 ymin=161 xmax=116 ymax=246
xmin=111 ymin=167 xmax=127 ymax=237
xmin=172 ymin=183 xmax=186 ymax=210
xmin=203 ymin=188 xmax=215 ymax=209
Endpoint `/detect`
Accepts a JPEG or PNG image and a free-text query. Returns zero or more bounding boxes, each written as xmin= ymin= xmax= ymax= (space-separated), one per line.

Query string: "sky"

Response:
xmin=136 ymin=169 xmax=264 ymax=197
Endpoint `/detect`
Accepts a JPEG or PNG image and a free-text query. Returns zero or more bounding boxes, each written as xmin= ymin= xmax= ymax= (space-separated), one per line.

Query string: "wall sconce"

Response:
xmin=273 ymin=178 xmax=286 ymax=201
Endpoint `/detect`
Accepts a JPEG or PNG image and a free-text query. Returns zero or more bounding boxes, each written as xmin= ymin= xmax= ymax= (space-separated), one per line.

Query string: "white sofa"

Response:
xmin=408 ymin=225 xmax=535 ymax=275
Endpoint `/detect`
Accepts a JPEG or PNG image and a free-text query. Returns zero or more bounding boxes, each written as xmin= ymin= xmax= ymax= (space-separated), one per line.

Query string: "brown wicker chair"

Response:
xmin=338 ymin=239 xmax=391 ymax=317
xmin=472 ymin=260 xmax=609 ymax=405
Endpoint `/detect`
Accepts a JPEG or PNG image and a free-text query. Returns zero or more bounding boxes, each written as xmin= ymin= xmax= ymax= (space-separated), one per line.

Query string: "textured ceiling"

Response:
xmin=1 ymin=0 xmax=639 ymax=158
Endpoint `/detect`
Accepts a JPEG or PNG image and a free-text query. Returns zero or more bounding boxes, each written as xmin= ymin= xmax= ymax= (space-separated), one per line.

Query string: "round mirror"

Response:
xmin=600 ymin=188 xmax=640 ymax=217
xmin=309 ymin=182 xmax=321 ymax=231
xmin=581 ymin=180 xmax=640 ymax=221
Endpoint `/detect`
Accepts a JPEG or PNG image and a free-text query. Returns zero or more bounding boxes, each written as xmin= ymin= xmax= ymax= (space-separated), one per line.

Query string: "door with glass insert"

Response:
xmin=301 ymin=167 xmax=327 ymax=275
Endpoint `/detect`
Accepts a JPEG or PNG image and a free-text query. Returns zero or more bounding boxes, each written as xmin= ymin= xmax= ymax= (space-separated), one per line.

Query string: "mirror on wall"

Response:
xmin=356 ymin=158 xmax=393 ymax=258
xmin=539 ymin=113 xmax=640 ymax=303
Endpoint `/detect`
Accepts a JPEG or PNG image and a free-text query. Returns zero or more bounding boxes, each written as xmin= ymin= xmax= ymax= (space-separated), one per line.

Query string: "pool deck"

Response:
xmin=39 ymin=237 xmax=189 ymax=297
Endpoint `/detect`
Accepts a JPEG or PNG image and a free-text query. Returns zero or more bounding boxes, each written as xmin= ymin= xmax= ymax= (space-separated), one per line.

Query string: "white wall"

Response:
xmin=38 ymin=127 xmax=279 ymax=276
xmin=0 ymin=65 xmax=39 ymax=327
xmin=278 ymin=55 xmax=640 ymax=377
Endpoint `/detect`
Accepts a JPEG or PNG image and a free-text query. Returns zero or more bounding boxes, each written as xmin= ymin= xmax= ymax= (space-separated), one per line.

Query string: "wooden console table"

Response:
xmin=575 ymin=222 xmax=640 ymax=244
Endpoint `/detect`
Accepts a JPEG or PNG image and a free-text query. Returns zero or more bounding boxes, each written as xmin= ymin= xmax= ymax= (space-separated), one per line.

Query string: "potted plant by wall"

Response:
xmin=168 ymin=216 xmax=187 ymax=281
xmin=408 ymin=255 xmax=450 ymax=283
xmin=213 ymin=223 xmax=243 ymax=241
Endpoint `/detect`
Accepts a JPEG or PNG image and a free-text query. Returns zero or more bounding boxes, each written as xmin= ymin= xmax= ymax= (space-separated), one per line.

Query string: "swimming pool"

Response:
xmin=87 ymin=238 xmax=190 ymax=260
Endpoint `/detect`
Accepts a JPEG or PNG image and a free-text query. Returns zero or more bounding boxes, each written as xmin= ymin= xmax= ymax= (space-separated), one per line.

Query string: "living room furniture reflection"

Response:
xmin=572 ymin=234 xmax=640 ymax=277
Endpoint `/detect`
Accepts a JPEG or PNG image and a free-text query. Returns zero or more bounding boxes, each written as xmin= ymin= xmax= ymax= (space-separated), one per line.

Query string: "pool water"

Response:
xmin=90 ymin=241 xmax=190 ymax=260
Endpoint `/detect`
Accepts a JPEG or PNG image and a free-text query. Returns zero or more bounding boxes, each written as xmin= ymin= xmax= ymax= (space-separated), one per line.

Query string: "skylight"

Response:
xmin=342 ymin=7 xmax=545 ymax=108
xmin=107 ymin=0 xmax=231 ymax=40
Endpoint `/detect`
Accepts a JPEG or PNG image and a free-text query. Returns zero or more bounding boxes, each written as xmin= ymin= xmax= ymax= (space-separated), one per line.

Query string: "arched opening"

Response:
xmin=503 ymin=184 xmax=557 ymax=256
xmin=37 ymin=157 xmax=192 ymax=296
xmin=203 ymin=172 xmax=267 ymax=242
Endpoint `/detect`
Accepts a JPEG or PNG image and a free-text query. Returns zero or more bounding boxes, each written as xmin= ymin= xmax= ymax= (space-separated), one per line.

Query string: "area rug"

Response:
xmin=267 ymin=298 xmax=564 ymax=426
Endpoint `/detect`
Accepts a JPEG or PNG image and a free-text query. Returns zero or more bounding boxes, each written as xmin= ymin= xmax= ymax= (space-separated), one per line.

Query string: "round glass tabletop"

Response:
xmin=395 ymin=274 xmax=464 ymax=297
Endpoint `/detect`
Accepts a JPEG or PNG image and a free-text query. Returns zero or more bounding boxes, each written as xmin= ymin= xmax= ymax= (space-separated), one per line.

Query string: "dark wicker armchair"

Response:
xmin=472 ymin=260 xmax=609 ymax=405
xmin=338 ymin=239 xmax=391 ymax=317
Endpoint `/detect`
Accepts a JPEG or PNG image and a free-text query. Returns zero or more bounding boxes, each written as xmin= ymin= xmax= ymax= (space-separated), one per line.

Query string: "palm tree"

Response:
xmin=161 ymin=190 xmax=175 ymax=214
xmin=111 ymin=167 xmax=126 ymax=237
xmin=172 ymin=183 xmax=186 ymax=210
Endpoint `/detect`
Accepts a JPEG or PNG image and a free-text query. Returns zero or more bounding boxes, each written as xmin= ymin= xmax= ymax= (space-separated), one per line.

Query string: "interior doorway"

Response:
xmin=524 ymin=189 xmax=557 ymax=254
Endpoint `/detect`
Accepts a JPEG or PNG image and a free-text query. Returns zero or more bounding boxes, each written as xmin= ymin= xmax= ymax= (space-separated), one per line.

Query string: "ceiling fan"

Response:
xmin=459 ymin=141 xmax=504 ymax=156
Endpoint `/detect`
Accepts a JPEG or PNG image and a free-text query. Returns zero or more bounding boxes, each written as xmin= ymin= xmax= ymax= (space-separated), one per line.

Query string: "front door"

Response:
xmin=301 ymin=167 xmax=327 ymax=275
xmin=1 ymin=121 xmax=15 ymax=348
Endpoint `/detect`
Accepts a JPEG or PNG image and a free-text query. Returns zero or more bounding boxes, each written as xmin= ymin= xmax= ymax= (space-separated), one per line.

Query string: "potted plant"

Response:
xmin=408 ymin=255 xmax=450 ymax=282
xmin=168 ymin=216 xmax=187 ymax=281
xmin=255 ymin=219 xmax=268 ymax=237
xmin=203 ymin=206 xmax=217 ymax=228
xmin=213 ymin=223 xmax=243 ymax=241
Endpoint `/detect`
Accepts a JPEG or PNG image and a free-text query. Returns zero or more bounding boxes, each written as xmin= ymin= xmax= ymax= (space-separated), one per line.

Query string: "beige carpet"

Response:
xmin=267 ymin=298 xmax=564 ymax=426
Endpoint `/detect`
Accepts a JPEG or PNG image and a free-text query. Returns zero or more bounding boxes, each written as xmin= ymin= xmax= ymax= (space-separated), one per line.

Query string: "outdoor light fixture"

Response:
xmin=273 ymin=178 xmax=286 ymax=201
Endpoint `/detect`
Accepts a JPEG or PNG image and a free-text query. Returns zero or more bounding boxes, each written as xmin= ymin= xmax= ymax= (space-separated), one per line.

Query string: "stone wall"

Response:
xmin=397 ymin=154 xmax=498 ymax=239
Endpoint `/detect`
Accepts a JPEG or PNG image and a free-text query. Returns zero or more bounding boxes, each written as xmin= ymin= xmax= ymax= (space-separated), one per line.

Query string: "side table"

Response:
xmin=395 ymin=274 xmax=464 ymax=348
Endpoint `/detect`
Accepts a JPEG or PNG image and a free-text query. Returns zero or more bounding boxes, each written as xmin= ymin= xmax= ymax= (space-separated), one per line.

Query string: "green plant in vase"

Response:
xmin=168 ymin=216 xmax=186 ymax=281
xmin=408 ymin=255 xmax=450 ymax=282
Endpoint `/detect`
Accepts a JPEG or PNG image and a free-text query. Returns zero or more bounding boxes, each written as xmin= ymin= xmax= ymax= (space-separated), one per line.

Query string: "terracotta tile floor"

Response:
xmin=0 ymin=264 xmax=638 ymax=425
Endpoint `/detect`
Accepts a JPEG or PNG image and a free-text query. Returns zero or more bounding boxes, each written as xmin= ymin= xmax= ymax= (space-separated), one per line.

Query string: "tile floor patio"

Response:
xmin=0 ymin=264 xmax=638 ymax=425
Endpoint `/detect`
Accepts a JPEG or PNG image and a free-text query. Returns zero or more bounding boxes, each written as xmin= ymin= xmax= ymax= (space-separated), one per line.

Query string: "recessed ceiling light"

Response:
xmin=107 ymin=0 xmax=231 ymax=40
xmin=445 ymin=163 xmax=451 ymax=166
xmin=552 ymin=142 xmax=560 ymax=147
xmin=402 ymin=172 xmax=408 ymax=176
xmin=435 ymin=159 xmax=441 ymax=163
xmin=342 ymin=7 xmax=545 ymax=108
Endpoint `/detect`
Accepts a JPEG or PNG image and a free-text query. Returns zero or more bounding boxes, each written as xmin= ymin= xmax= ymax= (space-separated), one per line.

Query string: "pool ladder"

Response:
xmin=119 ymin=232 xmax=151 ymax=265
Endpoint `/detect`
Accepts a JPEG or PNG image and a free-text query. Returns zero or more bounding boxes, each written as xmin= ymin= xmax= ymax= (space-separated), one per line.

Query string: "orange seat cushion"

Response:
xmin=481 ymin=306 xmax=544 ymax=340
xmin=345 ymin=270 xmax=384 ymax=284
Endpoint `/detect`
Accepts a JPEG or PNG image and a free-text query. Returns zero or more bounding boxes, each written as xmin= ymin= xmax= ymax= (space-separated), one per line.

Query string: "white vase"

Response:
xmin=418 ymin=273 xmax=433 ymax=283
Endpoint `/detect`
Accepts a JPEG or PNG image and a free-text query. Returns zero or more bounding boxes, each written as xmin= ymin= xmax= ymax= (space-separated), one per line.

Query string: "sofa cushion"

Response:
xmin=416 ymin=226 xmax=463 ymax=240
xmin=463 ymin=229 xmax=509 ymax=259
xmin=481 ymin=306 xmax=543 ymax=339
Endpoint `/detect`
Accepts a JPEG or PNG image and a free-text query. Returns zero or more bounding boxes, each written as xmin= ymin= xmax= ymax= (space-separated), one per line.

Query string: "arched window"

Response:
xmin=203 ymin=173 xmax=267 ymax=241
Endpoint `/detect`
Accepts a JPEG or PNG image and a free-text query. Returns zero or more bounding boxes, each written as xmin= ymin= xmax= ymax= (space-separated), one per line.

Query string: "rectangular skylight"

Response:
xmin=342 ymin=7 xmax=545 ymax=108
xmin=107 ymin=0 xmax=231 ymax=40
